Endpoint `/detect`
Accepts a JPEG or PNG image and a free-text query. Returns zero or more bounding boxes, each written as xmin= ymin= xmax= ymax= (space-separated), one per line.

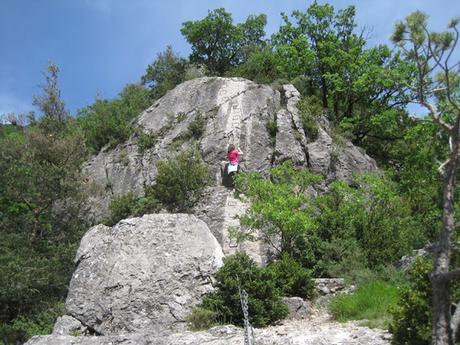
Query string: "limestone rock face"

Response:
xmin=84 ymin=77 xmax=378 ymax=219
xmin=65 ymin=214 xmax=224 ymax=336
xmin=82 ymin=77 xmax=379 ymax=262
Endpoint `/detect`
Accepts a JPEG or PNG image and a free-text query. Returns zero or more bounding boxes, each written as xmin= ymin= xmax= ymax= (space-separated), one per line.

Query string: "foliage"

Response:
xmin=141 ymin=46 xmax=189 ymax=99
xmin=314 ymin=174 xmax=425 ymax=274
xmin=391 ymin=12 xmax=460 ymax=344
xmin=77 ymin=83 xmax=151 ymax=153
xmin=297 ymin=95 xmax=321 ymax=141
xmin=330 ymin=280 xmax=399 ymax=329
xmin=236 ymin=162 xmax=425 ymax=277
xmin=267 ymin=253 xmax=315 ymax=300
xmin=33 ymin=62 xmax=68 ymax=123
xmin=186 ymin=307 xmax=218 ymax=331
xmin=136 ymin=127 xmax=158 ymax=153
xmin=104 ymin=190 xmax=161 ymax=226
xmin=0 ymin=301 xmax=64 ymax=345
xmin=236 ymin=161 xmax=322 ymax=263
xmin=186 ymin=113 xmax=205 ymax=140
xmin=389 ymin=258 xmax=433 ymax=345
xmin=152 ymin=147 xmax=211 ymax=211
xmin=0 ymin=118 xmax=89 ymax=343
xmin=181 ymin=8 xmax=267 ymax=76
xmin=200 ymin=252 xmax=288 ymax=328
xmin=227 ymin=48 xmax=279 ymax=83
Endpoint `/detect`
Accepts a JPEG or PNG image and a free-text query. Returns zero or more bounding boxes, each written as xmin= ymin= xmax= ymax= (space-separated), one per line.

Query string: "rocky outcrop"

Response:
xmin=64 ymin=214 xmax=223 ymax=336
xmin=83 ymin=77 xmax=378 ymax=250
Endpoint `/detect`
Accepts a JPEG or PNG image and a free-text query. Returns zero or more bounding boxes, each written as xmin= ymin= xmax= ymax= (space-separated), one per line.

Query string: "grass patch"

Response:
xmin=329 ymin=280 xmax=399 ymax=329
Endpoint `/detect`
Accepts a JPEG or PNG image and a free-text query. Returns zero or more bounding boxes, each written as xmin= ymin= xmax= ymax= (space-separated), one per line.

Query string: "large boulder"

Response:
xmin=64 ymin=214 xmax=224 ymax=336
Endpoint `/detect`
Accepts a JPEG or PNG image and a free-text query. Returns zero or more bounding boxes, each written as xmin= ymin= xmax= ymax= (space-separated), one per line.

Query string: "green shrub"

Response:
xmin=227 ymin=48 xmax=279 ymax=84
xmin=137 ymin=128 xmax=158 ymax=153
xmin=186 ymin=307 xmax=218 ymax=331
xmin=298 ymin=96 xmax=321 ymax=141
xmin=201 ymin=252 xmax=288 ymax=328
xmin=77 ymin=84 xmax=151 ymax=153
xmin=267 ymin=253 xmax=315 ymax=299
xmin=329 ymin=280 xmax=399 ymax=329
xmin=0 ymin=301 xmax=64 ymax=344
xmin=105 ymin=193 xmax=140 ymax=226
xmin=389 ymin=257 xmax=432 ymax=345
xmin=186 ymin=113 xmax=205 ymax=140
xmin=153 ymin=147 xmax=211 ymax=211
xmin=105 ymin=191 xmax=160 ymax=226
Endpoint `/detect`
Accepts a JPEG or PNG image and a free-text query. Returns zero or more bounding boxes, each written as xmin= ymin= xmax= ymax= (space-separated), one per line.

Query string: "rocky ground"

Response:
xmin=26 ymin=306 xmax=391 ymax=345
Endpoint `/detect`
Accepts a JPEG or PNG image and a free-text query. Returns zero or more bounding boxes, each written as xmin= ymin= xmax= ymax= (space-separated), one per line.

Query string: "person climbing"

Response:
xmin=226 ymin=144 xmax=243 ymax=174
xmin=223 ymin=144 xmax=243 ymax=188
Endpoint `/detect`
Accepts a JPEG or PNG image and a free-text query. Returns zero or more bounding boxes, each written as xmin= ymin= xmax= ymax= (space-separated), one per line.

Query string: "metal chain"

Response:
xmin=239 ymin=286 xmax=254 ymax=345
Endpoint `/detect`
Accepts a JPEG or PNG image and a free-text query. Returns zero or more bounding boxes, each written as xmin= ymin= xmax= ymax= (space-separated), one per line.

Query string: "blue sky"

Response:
xmin=0 ymin=0 xmax=458 ymax=116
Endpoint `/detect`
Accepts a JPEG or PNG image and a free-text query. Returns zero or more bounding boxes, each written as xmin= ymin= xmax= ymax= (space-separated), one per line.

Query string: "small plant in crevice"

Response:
xmin=298 ymin=95 xmax=321 ymax=142
xmin=186 ymin=113 xmax=205 ymax=140
xmin=116 ymin=148 xmax=129 ymax=166
xmin=266 ymin=119 xmax=278 ymax=146
xmin=136 ymin=127 xmax=158 ymax=153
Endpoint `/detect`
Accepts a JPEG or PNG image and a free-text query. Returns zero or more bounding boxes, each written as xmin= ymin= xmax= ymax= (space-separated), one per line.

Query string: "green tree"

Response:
xmin=141 ymin=46 xmax=189 ymax=99
xmin=0 ymin=119 xmax=89 ymax=344
xmin=32 ymin=63 xmax=68 ymax=124
xmin=181 ymin=8 xmax=267 ymax=76
xmin=391 ymin=12 xmax=460 ymax=345
xmin=77 ymin=83 xmax=151 ymax=152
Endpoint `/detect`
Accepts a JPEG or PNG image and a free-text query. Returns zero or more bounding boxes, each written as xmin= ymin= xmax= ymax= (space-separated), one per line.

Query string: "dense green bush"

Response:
xmin=141 ymin=46 xmax=189 ymax=100
xmin=153 ymin=147 xmax=211 ymax=211
xmin=236 ymin=162 xmax=424 ymax=277
xmin=314 ymin=174 xmax=425 ymax=275
xmin=389 ymin=258 xmax=433 ymax=345
xmin=77 ymin=84 xmax=152 ymax=153
xmin=186 ymin=113 xmax=205 ymax=140
xmin=200 ymin=252 xmax=288 ymax=328
xmin=186 ymin=307 xmax=218 ymax=331
xmin=297 ymin=95 xmax=321 ymax=141
xmin=267 ymin=253 xmax=315 ymax=299
xmin=104 ymin=192 xmax=161 ymax=226
xmin=0 ymin=301 xmax=64 ymax=345
xmin=227 ymin=48 xmax=279 ymax=83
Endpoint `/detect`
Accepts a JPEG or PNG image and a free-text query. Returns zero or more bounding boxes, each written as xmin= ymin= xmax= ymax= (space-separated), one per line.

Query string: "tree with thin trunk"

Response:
xmin=391 ymin=12 xmax=460 ymax=345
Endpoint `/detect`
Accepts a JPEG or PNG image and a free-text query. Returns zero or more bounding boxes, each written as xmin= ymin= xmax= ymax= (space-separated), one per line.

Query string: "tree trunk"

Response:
xmin=431 ymin=136 xmax=459 ymax=345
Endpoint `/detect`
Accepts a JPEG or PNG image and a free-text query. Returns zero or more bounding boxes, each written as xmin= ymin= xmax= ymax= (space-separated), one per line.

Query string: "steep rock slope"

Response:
xmin=84 ymin=77 xmax=377 ymax=256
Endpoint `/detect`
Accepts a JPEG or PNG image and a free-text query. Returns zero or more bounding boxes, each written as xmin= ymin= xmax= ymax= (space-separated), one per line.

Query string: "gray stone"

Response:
xmin=314 ymin=278 xmax=347 ymax=296
xmin=282 ymin=297 xmax=312 ymax=320
xmin=65 ymin=214 xmax=224 ymax=336
xmin=52 ymin=315 xmax=87 ymax=336
xmin=396 ymin=243 xmax=435 ymax=272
